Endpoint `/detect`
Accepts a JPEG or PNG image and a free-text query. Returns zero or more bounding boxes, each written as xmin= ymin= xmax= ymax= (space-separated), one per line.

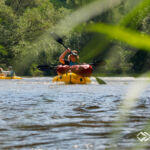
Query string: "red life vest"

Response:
xmin=57 ymin=64 xmax=93 ymax=77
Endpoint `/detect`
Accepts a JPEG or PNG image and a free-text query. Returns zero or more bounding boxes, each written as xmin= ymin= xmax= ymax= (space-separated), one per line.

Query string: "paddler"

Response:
xmin=0 ymin=66 xmax=15 ymax=77
xmin=0 ymin=68 xmax=5 ymax=76
xmin=59 ymin=48 xmax=79 ymax=66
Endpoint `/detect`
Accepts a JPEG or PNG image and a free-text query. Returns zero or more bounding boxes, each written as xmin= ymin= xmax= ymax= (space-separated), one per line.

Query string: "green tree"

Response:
xmin=11 ymin=0 xmax=70 ymax=75
xmin=0 ymin=0 xmax=17 ymax=66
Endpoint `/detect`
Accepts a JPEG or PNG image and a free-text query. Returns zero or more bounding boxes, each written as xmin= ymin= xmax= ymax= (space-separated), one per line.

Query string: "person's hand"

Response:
xmin=66 ymin=48 xmax=71 ymax=53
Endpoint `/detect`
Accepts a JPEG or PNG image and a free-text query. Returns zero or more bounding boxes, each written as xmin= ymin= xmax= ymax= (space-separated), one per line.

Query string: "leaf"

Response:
xmin=87 ymin=23 xmax=150 ymax=51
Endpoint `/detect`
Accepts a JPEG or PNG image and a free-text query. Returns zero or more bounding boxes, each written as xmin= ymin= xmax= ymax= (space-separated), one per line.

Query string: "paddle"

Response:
xmin=37 ymin=64 xmax=57 ymax=72
xmin=95 ymin=77 xmax=106 ymax=84
xmin=39 ymin=32 xmax=106 ymax=84
xmin=38 ymin=62 xmax=105 ymax=71
xmin=51 ymin=32 xmax=77 ymax=56
xmin=51 ymin=32 xmax=67 ymax=49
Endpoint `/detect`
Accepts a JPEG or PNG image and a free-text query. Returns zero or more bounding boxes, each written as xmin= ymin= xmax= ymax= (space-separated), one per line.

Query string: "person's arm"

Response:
xmin=0 ymin=68 xmax=3 ymax=72
xmin=0 ymin=68 xmax=11 ymax=76
xmin=59 ymin=48 xmax=71 ymax=64
xmin=0 ymin=68 xmax=4 ymax=76
xmin=1 ymin=71 xmax=9 ymax=76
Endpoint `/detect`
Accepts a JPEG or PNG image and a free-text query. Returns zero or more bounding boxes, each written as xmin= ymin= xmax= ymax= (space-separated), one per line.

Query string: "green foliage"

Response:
xmin=49 ymin=0 xmax=66 ymax=8
xmin=0 ymin=45 xmax=7 ymax=56
xmin=104 ymin=45 xmax=133 ymax=74
xmin=86 ymin=22 xmax=150 ymax=74
xmin=79 ymin=0 xmax=150 ymax=74
xmin=5 ymin=0 xmax=49 ymax=15
xmin=1 ymin=0 xmax=150 ymax=76
xmin=87 ymin=23 xmax=150 ymax=51
xmin=17 ymin=1 xmax=54 ymax=42
xmin=142 ymin=15 xmax=150 ymax=33
xmin=29 ymin=63 xmax=43 ymax=76
xmin=66 ymin=0 xmax=96 ymax=8
xmin=2 ymin=0 xmax=70 ymax=75
xmin=0 ymin=0 xmax=17 ymax=65
xmin=119 ymin=0 xmax=150 ymax=29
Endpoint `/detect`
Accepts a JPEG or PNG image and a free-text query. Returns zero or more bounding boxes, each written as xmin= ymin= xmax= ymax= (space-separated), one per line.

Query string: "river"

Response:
xmin=0 ymin=77 xmax=150 ymax=150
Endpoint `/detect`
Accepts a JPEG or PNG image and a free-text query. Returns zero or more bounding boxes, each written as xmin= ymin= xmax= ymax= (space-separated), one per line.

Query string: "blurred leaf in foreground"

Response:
xmin=87 ymin=23 xmax=150 ymax=51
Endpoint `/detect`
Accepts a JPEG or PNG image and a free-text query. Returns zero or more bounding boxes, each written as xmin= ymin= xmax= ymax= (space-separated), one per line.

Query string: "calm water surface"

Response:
xmin=0 ymin=77 xmax=150 ymax=150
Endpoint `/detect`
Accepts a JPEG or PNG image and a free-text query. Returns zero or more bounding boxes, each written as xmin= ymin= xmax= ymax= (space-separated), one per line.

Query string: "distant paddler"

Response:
xmin=0 ymin=66 xmax=16 ymax=77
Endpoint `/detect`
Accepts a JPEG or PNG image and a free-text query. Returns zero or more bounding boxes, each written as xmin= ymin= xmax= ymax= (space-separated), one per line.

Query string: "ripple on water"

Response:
xmin=0 ymin=77 xmax=150 ymax=149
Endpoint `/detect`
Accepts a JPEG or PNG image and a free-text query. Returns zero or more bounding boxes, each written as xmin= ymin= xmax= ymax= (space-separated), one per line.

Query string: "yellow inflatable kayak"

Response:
xmin=0 ymin=76 xmax=22 ymax=79
xmin=53 ymin=72 xmax=91 ymax=84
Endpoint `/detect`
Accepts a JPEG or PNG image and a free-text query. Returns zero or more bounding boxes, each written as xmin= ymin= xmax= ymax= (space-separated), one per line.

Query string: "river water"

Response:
xmin=0 ymin=77 xmax=150 ymax=150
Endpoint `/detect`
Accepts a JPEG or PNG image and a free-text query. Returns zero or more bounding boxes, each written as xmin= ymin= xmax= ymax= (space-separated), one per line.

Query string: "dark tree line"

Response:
xmin=0 ymin=0 xmax=150 ymax=76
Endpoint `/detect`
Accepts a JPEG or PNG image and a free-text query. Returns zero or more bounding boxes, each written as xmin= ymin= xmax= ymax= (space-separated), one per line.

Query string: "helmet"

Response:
xmin=71 ymin=50 xmax=78 ymax=56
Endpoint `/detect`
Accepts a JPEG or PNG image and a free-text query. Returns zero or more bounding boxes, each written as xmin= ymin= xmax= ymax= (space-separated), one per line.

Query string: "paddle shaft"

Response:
xmin=50 ymin=32 xmax=77 ymax=56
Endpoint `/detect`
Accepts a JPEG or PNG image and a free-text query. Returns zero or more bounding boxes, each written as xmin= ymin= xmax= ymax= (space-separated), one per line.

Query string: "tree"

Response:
xmin=0 ymin=0 xmax=17 ymax=66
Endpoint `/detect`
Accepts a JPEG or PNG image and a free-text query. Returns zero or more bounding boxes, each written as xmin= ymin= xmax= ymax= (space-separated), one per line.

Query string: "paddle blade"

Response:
xmin=95 ymin=77 xmax=106 ymax=84
xmin=37 ymin=65 xmax=51 ymax=71
xmin=51 ymin=32 xmax=64 ymax=45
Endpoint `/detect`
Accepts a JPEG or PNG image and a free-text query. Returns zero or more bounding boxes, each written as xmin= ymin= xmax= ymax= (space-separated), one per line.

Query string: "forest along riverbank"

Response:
xmin=0 ymin=77 xmax=150 ymax=149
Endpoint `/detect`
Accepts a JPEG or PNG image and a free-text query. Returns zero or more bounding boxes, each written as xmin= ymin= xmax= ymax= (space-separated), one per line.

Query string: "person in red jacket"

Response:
xmin=59 ymin=48 xmax=79 ymax=66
